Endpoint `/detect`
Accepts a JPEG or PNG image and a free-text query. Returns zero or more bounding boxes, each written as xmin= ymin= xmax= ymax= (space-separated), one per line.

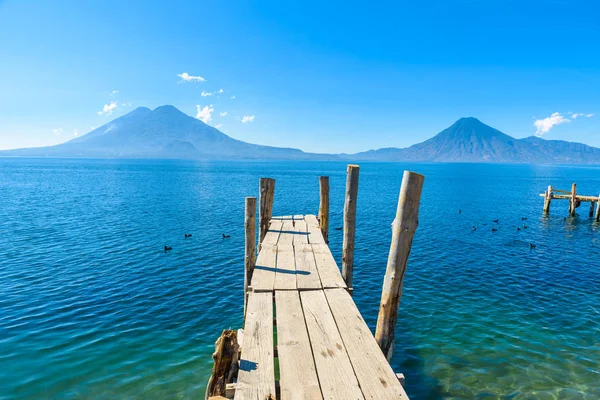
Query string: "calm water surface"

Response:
xmin=1 ymin=159 xmax=599 ymax=399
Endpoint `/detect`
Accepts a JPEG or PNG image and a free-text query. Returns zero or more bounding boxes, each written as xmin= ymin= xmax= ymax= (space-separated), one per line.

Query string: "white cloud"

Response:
xmin=195 ymin=104 xmax=214 ymax=123
xmin=98 ymin=101 xmax=118 ymax=116
xmin=534 ymin=112 xmax=570 ymax=136
xmin=231 ymin=95 xmax=235 ymax=99
xmin=201 ymin=90 xmax=213 ymax=97
xmin=110 ymin=90 xmax=119 ymax=96
xmin=122 ymin=101 xmax=132 ymax=107
xmin=52 ymin=128 xmax=63 ymax=136
xmin=177 ymin=72 xmax=205 ymax=82
xmin=215 ymin=124 xmax=223 ymax=129
xmin=241 ymin=115 xmax=255 ymax=123
xmin=571 ymin=113 xmax=584 ymax=119
xmin=220 ymin=112 xmax=228 ymax=116
xmin=587 ymin=113 xmax=595 ymax=117
xmin=218 ymin=88 xmax=224 ymax=94
xmin=73 ymin=129 xmax=80 ymax=137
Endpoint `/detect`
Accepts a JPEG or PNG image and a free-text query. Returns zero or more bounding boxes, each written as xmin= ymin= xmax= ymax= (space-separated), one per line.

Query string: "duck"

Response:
xmin=459 ymin=209 xmax=462 ymax=214
xmin=222 ymin=234 xmax=231 ymax=238
xmin=472 ymin=226 xmax=476 ymax=231
xmin=164 ymin=246 xmax=173 ymax=252
xmin=334 ymin=226 xmax=343 ymax=231
xmin=517 ymin=227 xmax=521 ymax=231
xmin=529 ymin=243 xmax=536 ymax=249
xmin=523 ymin=225 xmax=528 ymax=229
xmin=491 ymin=228 xmax=498 ymax=232
xmin=521 ymin=217 xmax=528 ymax=221
xmin=185 ymin=234 xmax=192 ymax=238
xmin=493 ymin=219 xmax=499 ymax=223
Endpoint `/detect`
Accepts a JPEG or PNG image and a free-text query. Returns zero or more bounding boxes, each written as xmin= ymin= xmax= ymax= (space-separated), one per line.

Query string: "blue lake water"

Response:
xmin=1 ymin=159 xmax=599 ymax=400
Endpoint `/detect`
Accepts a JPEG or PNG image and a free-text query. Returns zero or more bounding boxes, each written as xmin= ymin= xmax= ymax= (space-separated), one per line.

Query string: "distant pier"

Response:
xmin=205 ymin=165 xmax=424 ymax=400
xmin=541 ymin=183 xmax=600 ymax=220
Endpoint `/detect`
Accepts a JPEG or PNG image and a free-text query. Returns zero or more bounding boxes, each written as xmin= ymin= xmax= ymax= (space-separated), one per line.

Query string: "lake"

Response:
xmin=1 ymin=159 xmax=599 ymax=399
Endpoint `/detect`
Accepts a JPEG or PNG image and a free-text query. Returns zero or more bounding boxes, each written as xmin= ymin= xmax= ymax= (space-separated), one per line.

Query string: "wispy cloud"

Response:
xmin=177 ymin=72 xmax=205 ymax=82
xmin=98 ymin=101 xmax=118 ymax=116
xmin=215 ymin=124 xmax=223 ymax=129
xmin=220 ymin=112 xmax=228 ymax=116
xmin=109 ymin=90 xmax=119 ymax=96
xmin=195 ymin=104 xmax=214 ymax=123
xmin=122 ymin=101 xmax=132 ymax=107
xmin=534 ymin=112 xmax=570 ymax=136
xmin=231 ymin=95 xmax=235 ymax=99
xmin=241 ymin=115 xmax=255 ymax=123
xmin=587 ymin=113 xmax=595 ymax=117
xmin=52 ymin=128 xmax=63 ymax=136
xmin=201 ymin=90 xmax=213 ymax=97
xmin=568 ymin=111 xmax=594 ymax=119
xmin=217 ymin=89 xmax=224 ymax=94
xmin=73 ymin=129 xmax=80 ymax=137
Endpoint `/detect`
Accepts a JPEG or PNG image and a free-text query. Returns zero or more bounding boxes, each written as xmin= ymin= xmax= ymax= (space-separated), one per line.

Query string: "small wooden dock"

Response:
xmin=541 ymin=183 xmax=600 ymax=220
xmin=207 ymin=167 xmax=424 ymax=400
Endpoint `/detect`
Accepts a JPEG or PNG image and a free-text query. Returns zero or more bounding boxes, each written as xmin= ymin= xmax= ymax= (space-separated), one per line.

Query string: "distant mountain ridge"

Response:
xmin=2 ymin=106 xmax=600 ymax=164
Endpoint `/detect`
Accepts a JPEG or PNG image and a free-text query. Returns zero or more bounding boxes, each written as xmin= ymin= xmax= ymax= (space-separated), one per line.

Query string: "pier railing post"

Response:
xmin=244 ymin=197 xmax=257 ymax=317
xmin=569 ymin=183 xmax=577 ymax=217
xmin=342 ymin=165 xmax=359 ymax=289
xmin=318 ymin=176 xmax=330 ymax=244
xmin=543 ymin=185 xmax=552 ymax=214
xmin=259 ymin=178 xmax=275 ymax=246
xmin=375 ymin=171 xmax=424 ymax=361
xmin=596 ymin=195 xmax=600 ymax=222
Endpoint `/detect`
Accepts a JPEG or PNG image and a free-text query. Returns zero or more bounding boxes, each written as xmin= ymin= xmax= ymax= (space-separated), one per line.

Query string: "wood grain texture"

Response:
xmin=261 ymin=219 xmax=283 ymax=247
xmin=275 ymin=291 xmax=322 ymax=400
xmin=292 ymin=217 xmax=309 ymax=245
xmin=277 ymin=218 xmax=295 ymax=246
xmin=318 ymin=176 xmax=330 ymax=244
xmin=259 ymin=178 xmax=275 ymax=244
xmin=244 ymin=197 xmax=257 ymax=316
xmin=312 ymin=244 xmax=347 ymax=289
xmin=305 ymin=214 xmax=326 ymax=244
xmin=375 ymin=171 xmax=424 ymax=360
xmin=325 ymin=288 xmax=409 ymax=400
xmin=295 ymin=244 xmax=322 ymax=290
xmin=543 ymin=185 xmax=552 ymax=214
xmin=251 ymin=245 xmax=277 ymax=292
xmin=235 ymin=292 xmax=275 ymax=400
xmin=274 ymin=245 xmax=296 ymax=290
xmin=342 ymin=164 xmax=359 ymax=288
xmin=300 ymin=290 xmax=364 ymax=400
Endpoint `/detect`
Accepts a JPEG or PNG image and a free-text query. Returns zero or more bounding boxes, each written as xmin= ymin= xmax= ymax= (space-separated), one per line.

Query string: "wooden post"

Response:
xmin=259 ymin=178 xmax=275 ymax=245
xmin=375 ymin=171 xmax=424 ymax=361
xmin=590 ymin=201 xmax=595 ymax=218
xmin=244 ymin=197 xmax=257 ymax=317
xmin=342 ymin=165 xmax=359 ymax=289
xmin=543 ymin=185 xmax=552 ymax=214
xmin=568 ymin=183 xmax=577 ymax=216
xmin=318 ymin=176 xmax=330 ymax=244
xmin=206 ymin=330 xmax=239 ymax=399
xmin=596 ymin=196 xmax=600 ymax=222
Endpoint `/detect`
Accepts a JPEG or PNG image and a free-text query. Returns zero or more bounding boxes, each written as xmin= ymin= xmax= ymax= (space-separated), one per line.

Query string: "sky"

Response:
xmin=0 ymin=0 xmax=599 ymax=153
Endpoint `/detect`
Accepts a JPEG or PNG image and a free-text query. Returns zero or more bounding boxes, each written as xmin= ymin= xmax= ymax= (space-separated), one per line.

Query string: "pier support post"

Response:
xmin=590 ymin=201 xmax=595 ymax=218
xmin=543 ymin=185 xmax=552 ymax=214
xmin=259 ymin=178 xmax=275 ymax=245
xmin=596 ymin=196 xmax=600 ymax=222
xmin=342 ymin=165 xmax=360 ymax=289
xmin=375 ymin=171 xmax=424 ymax=361
xmin=318 ymin=176 xmax=330 ymax=244
xmin=244 ymin=197 xmax=257 ymax=317
xmin=569 ymin=183 xmax=577 ymax=217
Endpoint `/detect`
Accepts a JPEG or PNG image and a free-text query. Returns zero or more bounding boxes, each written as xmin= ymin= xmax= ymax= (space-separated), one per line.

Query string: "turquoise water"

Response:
xmin=1 ymin=159 xmax=599 ymax=400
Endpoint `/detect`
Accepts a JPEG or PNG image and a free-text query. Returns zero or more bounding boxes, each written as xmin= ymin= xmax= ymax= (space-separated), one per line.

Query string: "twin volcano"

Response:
xmin=2 ymin=106 xmax=600 ymax=163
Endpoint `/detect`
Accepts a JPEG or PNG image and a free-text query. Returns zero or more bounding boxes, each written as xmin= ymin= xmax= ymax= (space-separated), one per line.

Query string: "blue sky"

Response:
xmin=0 ymin=0 xmax=599 ymax=153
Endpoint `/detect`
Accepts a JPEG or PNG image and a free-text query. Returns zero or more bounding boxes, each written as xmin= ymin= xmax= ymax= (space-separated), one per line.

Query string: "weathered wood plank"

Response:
xmin=292 ymin=217 xmax=309 ymax=245
xmin=300 ymin=290 xmax=364 ymax=400
xmin=277 ymin=218 xmax=295 ymax=246
xmin=324 ymin=288 xmax=409 ymax=400
xmin=305 ymin=214 xmax=326 ymax=244
xmin=294 ymin=244 xmax=322 ymax=290
xmin=262 ymin=219 xmax=283 ymax=247
xmin=251 ymin=245 xmax=277 ymax=292
xmin=275 ymin=291 xmax=322 ymax=400
xmin=312 ymin=244 xmax=347 ymax=289
xmin=274 ymin=245 xmax=296 ymax=290
xmin=235 ymin=292 xmax=276 ymax=400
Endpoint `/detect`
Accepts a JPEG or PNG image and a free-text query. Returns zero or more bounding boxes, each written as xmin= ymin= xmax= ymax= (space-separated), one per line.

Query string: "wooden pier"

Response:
xmin=207 ymin=167 xmax=424 ymax=400
xmin=541 ymin=183 xmax=600 ymax=220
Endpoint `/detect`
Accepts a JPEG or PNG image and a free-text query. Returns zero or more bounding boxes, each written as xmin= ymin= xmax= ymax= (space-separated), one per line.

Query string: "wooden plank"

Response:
xmin=293 ymin=217 xmax=309 ymax=245
xmin=235 ymin=292 xmax=276 ymax=400
xmin=274 ymin=245 xmax=296 ymax=290
xmin=305 ymin=215 xmax=326 ymax=245
xmin=300 ymin=291 xmax=364 ymax=400
xmin=324 ymin=289 xmax=409 ymax=399
xmin=275 ymin=291 xmax=322 ymax=400
xmin=262 ymin=219 xmax=283 ymax=247
xmin=277 ymin=218 xmax=295 ymax=246
xmin=294 ymin=244 xmax=322 ymax=290
xmin=312 ymin=244 xmax=347 ymax=289
xmin=251 ymin=245 xmax=277 ymax=292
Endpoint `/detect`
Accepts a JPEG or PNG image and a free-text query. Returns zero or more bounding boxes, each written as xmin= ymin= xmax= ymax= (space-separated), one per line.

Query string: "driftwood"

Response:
xmin=206 ymin=330 xmax=239 ymax=399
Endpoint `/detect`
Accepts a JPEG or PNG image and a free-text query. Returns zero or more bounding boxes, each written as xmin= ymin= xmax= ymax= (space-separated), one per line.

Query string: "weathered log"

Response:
xmin=244 ymin=197 xmax=257 ymax=317
xmin=375 ymin=171 xmax=424 ymax=360
xmin=259 ymin=178 xmax=275 ymax=245
xmin=318 ymin=176 xmax=330 ymax=244
xmin=596 ymin=196 xmax=600 ymax=222
xmin=206 ymin=330 xmax=239 ymax=399
xmin=342 ymin=165 xmax=359 ymax=289
xmin=543 ymin=185 xmax=552 ymax=214
xmin=590 ymin=201 xmax=595 ymax=218
xmin=569 ymin=183 xmax=577 ymax=216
